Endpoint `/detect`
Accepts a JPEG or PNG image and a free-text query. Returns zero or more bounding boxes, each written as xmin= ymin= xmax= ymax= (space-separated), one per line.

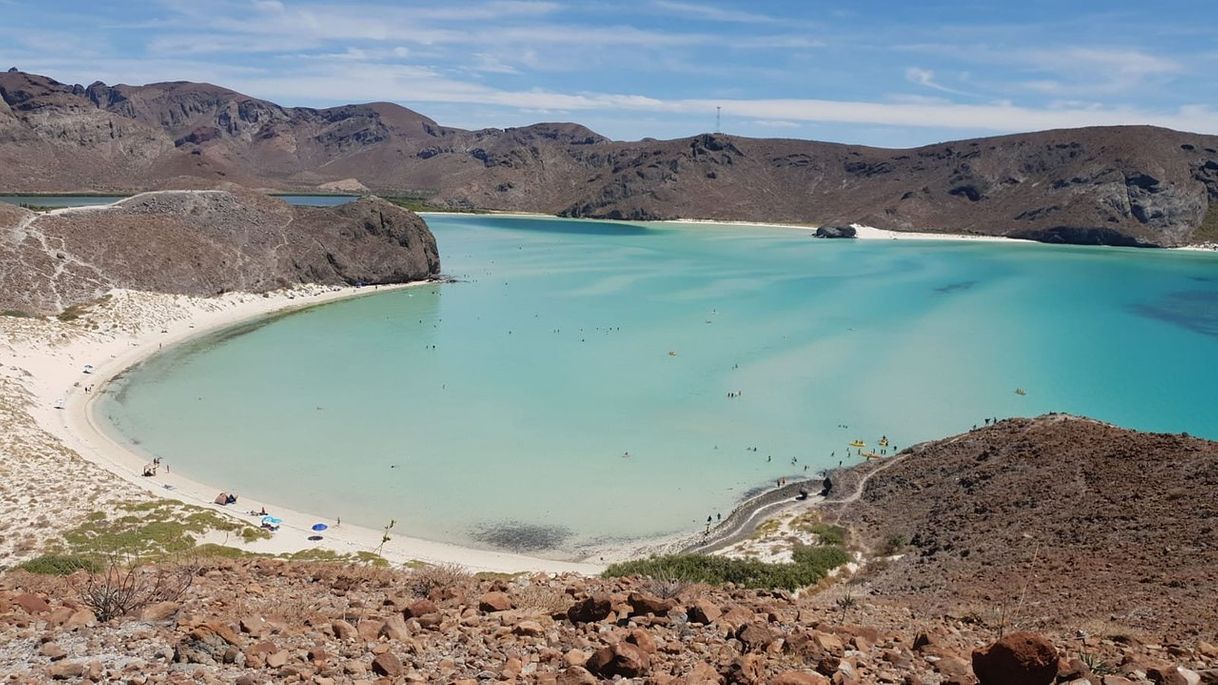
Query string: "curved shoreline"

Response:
xmin=31 ymin=284 xmax=601 ymax=575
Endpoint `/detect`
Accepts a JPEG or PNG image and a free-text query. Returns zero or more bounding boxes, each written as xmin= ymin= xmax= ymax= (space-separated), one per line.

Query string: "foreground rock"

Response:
xmin=2 ymin=560 xmax=1215 ymax=683
xmin=0 ymin=189 xmax=440 ymax=314
xmin=3 ymin=69 xmax=1218 ymax=247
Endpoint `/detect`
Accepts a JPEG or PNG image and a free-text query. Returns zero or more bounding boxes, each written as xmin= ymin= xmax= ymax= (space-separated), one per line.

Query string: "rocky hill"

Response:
xmin=0 ymin=190 xmax=440 ymax=314
xmin=4 ymin=69 xmax=1218 ymax=246
xmin=824 ymin=414 xmax=1218 ymax=642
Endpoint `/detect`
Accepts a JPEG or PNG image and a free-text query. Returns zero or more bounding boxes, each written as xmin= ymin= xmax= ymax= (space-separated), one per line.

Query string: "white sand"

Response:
xmin=2 ymin=284 xmax=600 ymax=574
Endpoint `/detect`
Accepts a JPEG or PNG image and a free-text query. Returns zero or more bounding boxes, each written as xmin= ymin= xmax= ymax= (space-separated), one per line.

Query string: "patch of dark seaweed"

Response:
xmin=934 ymin=280 xmax=978 ymax=294
xmin=1129 ymin=290 xmax=1218 ymax=338
xmin=471 ymin=521 xmax=572 ymax=552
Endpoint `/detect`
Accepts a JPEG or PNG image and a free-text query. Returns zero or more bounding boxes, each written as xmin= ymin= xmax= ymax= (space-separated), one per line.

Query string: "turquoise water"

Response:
xmin=98 ymin=215 xmax=1218 ymax=556
xmin=0 ymin=194 xmax=355 ymax=207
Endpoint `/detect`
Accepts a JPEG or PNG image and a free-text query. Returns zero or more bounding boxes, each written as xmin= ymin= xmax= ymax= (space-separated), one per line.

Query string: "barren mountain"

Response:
xmin=4 ymin=69 xmax=1218 ymax=246
xmin=0 ymin=189 xmax=440 ymax=314
xmin=825 ymin=414 xmax=1218 ymax=641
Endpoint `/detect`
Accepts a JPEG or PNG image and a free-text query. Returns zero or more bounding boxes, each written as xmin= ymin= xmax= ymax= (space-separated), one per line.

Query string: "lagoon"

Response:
xmin=97 ymin=215 xmax=1218 ymax=557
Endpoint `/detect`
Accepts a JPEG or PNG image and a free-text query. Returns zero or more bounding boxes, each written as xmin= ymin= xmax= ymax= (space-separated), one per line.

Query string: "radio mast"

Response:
xmin=715 ymin=106 xmax=721 ymax=133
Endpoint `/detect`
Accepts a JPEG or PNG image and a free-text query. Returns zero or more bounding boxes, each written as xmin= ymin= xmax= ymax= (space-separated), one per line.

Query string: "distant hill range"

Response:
xmin=3 ymin=69 xmax=1218 ymax=247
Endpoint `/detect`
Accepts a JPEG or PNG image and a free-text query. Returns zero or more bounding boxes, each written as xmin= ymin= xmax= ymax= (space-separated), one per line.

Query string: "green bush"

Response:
xmin=604 ymin=544 xmax=850 ymax=591
xmin=19 ymin=554 xmax=102 ymax=575
xmin=802 ymin=523 xmax=847 ymax=546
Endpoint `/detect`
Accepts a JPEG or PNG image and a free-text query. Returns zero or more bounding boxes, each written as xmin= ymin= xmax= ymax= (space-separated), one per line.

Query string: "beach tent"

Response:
xmin=214 ymin=492 xmax=229 ymax=505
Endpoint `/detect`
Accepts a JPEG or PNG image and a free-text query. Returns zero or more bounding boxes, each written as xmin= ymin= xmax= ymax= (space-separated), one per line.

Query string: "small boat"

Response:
xmin=878 ymin=437 xmax=889 ymax=447
xmin=849 ymin=440 xmax=865 ymax=448
xmin=1015 ymin=388 xmax=1027 ymax=396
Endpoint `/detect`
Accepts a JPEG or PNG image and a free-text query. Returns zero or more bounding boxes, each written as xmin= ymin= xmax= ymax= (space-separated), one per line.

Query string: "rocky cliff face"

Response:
xmin=3 ymin=69 xmax=1218 ymax=246
xmin=0 ymin=190 xmax=440 ymax=314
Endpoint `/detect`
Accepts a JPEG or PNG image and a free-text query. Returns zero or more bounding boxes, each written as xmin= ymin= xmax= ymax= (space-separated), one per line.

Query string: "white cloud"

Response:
xmin=652 ymin=1 xmax=777 ymax=24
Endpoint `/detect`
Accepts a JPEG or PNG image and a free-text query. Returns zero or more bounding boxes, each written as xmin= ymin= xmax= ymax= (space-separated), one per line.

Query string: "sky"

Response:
xmin=4 ymin=0 xmax=1218 ymax=147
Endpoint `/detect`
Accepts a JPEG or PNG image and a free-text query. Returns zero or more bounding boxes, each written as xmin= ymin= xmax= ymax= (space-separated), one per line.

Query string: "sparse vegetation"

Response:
xmin=881 ymin=533 xmax=907 ymax=555
xmin=78 ymin=553 xmax=196 ymax=622
xmin=1 ymin=309 xmax=39 ymax=318
xmin=18 ymin=553 xmax=102 ymax=575
xmin=605 ymin=544 xmax=850 ymax=591
xmin=56 ymin=294 xmax=113 ymax=322
xmin=402 ymin=561 xmax=472 ymax=597
xmin=53 ymin=501 xmax=270 ymax=559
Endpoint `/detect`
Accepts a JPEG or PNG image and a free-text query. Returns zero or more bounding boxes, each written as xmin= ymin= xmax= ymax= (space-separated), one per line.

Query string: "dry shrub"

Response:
xmin=402 ymin=562 xmax=472 ymax=599
xmin=514 ymin=584 xmax=569 ymax=614
xmin=642 ymin=570 xmax=689 ymax=600
xmin=77 ymin=554 xmax=197 ymax=622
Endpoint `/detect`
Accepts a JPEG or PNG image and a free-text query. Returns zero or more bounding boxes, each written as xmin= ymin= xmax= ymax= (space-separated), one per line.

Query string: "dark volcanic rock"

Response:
xmin=3 ymin=69 xmax=1218 ymax=246
xmin=814 ymin=224 xmax=857 ymax=239
xmin=0 ymin=190 xmax=440 ymax=314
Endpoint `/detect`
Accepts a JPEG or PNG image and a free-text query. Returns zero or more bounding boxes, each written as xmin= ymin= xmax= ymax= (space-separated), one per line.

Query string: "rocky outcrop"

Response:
xmin=0 ymin=190 xmax=440 ymax=314
xmin=3 ymin=69 xmax=1218 ymax=246
xmin=814 ymin=224 xmax=857 ymax=239
xmin=828 ymin=414 xmax=1218 ymax=640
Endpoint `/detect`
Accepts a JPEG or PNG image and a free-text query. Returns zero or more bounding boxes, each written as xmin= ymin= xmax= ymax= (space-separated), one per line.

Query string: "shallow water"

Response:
xmin=98 ymin=215 xmax=1218 ymax=556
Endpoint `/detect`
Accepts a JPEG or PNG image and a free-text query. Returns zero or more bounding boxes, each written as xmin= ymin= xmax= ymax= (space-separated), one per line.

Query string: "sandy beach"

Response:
xmin=1 ymin=283 xmax=600 ymax=574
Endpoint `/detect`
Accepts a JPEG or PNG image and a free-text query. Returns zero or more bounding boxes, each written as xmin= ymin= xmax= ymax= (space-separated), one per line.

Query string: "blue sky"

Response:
xmin=4 ymin=0 xmax=1218 ymax=147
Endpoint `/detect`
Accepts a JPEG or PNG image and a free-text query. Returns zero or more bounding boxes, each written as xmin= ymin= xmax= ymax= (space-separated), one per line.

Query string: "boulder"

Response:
xmin=736 ymin=623 xmax=775 ymax=652
xmin=972 ymin=632 xmax=1058 ymax=685
xmin=814 ymin=225 xmax=857 ymax=239
xmin=587 ymin=642 xmax=650 ymax=678
xmin=479 ymin=591 xmax=512 ymax=612
xmin=688 ymin=598 xmax=722 ymax=624
xmin=405 ymin=598 xmax=438 ymax=618
xmin=627 ymin=591 xmax=676 ymax=616
xmin=13 ymin=593 xmax=51 ymax=614
xmin=567 ymin=593 xmax=613 ymax=623
xmin=372 ymin=651 xmax=403 ymax=677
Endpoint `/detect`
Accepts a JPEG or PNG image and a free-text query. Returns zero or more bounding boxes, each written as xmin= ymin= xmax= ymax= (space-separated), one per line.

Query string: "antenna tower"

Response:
xmin=715 ymin=106 xmax=721 ymax=133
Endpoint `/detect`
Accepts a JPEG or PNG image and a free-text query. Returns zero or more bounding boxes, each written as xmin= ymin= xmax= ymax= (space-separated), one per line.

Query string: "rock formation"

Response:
xmin=814 ymin=225 xmax=857 ymax=239
xmin=826 ymin=414 xmax=1218 ymax=640
xmin=4 ymin=70 xmax=1218 ymax=246
xmin=0 ymin=190 xmax=440 ymax=314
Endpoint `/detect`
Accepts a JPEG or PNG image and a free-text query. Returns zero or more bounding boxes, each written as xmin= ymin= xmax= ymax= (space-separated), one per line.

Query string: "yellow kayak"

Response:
xmin=878 ymin=437 xmax=889 ymax=447
xmin=849 ymin=440 xmax=865 ymax=448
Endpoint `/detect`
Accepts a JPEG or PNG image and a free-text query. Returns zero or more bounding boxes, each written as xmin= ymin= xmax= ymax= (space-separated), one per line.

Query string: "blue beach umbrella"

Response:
xmin=311 ymin=523 xmax=328 ymax=532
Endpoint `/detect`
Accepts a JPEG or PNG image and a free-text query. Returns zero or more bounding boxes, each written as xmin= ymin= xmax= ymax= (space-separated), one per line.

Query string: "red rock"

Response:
xmin=736 ymin=623 xmax=775 ymax=652
xmin=972 ymin=632 xmax=1058 ymax=685
xmin=556 ymin=666 xmax=598 ymax=685
xmin=380 ymin=614 xmax=411 ymax=641
xmin=47 ymin=661 xmax=85 ymax=680
xmin=371 ymin=651 xmax=403 ymax=677
xmin=627 ymin=591 xmax=676 ymax=616
xmin=676 ymin=662 xmax=722 ymax=684
xmin=39 ymin=642 xmax=67 ymax=660
xmin=405 ymin=598 xmax=437 ymax=618
xmin=331 ymin=619 xmax=356 ymax=640
xmin=266 ymin=650 xmax=289 ymax=668
xmin=479 ymin=591 xmax=512 ymax=612
xmin=64 ymin=609 xmax=95 ymax=628
xmin=513 ymin=620 xmax=545 ymax=637
xmin=724 ymin=654 xmax=764 ymax=684
xmin=688 ymin=598 xmax=722 ymax=624
xmin=13 ymin=593 xmax=51 ymax=614
xmin=357 ymin=618 xmax=384 ymax=641
xmin=139 ymin=601 xmax=180 ymax=622
xmin=627 ymin=627 xmax=657 ymax=654
xmin=567 ymin=594 xmax=613 ymax=623
xmin=772 ymin=672 xmax=830 ymax=685
xmin=587 ymin=642 xmax=650 ymax=678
